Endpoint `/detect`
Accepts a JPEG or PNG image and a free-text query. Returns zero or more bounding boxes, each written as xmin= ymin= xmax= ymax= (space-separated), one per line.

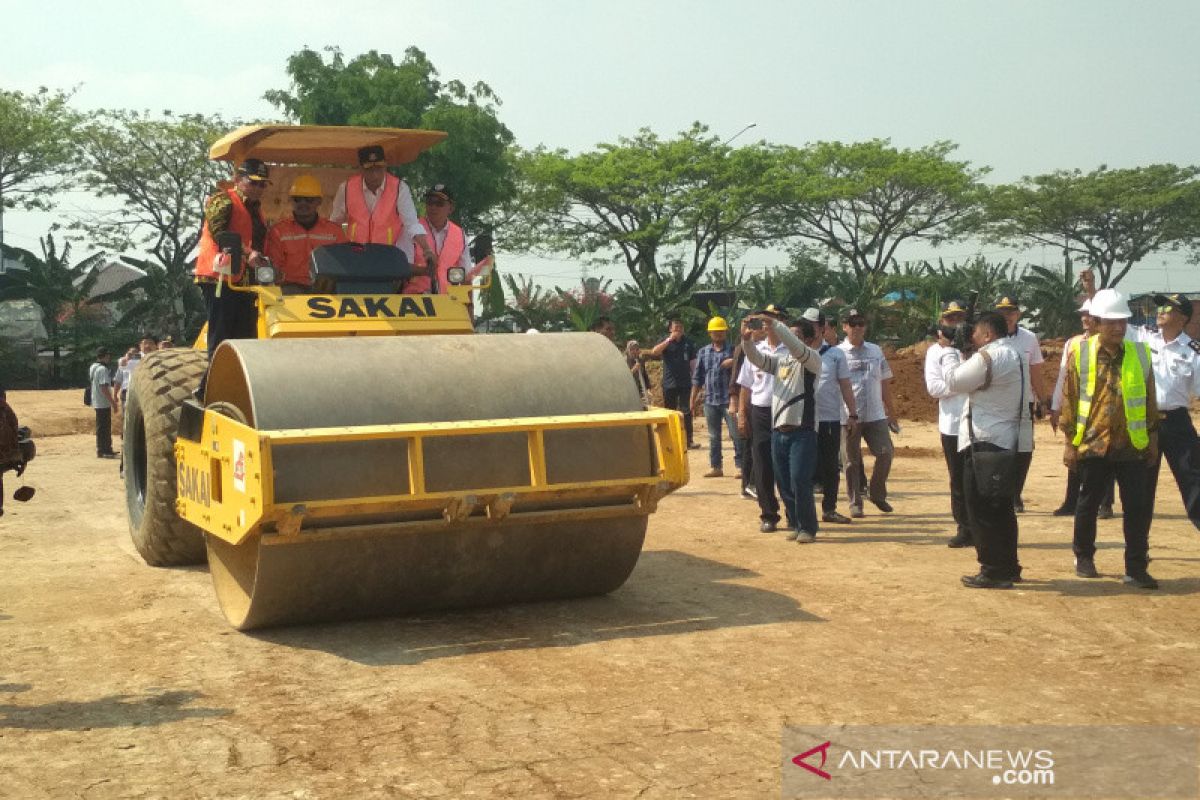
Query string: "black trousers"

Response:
xmin=751 ymin=404 xmax=779 ymax=523
xmin=1149 ymin=408 xmax=1200 ymax=528
xmin=963 ymin=444 xmax=1021 ymax=581
xmin=200 ymin=282 xmax=258 ymax=392
xmin=1073 ymin=457 xmax=1151 ymax=575
xmin=816 ymin=421 xmax=842 ymax=513
xmin=95 ymin=408 xmax=113 ymax=456
xmin=737 ymin=406 xmax=753 ymax=491
xmin=941 ymin=434 xmax=969 ymax=537
xmin=661 ymin=387 xmax=694 ymax=445
xmin=1060 ymin=468 xmax=1115 ymax=511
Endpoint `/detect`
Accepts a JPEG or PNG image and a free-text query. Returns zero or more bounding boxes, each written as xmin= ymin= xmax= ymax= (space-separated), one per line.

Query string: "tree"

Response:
xmin=0 ymin=234 xmax=113 ymax=379
xmin=985 ymin=164 xmax=1200 ymax=288
xmin=514 ymin=124 xmax=776 ymax=297
xmin=264 ymin=46 xmax=516 ymax=230
xmin=73 ymin=110 xmax=229 ymax=339
xmin=0 ymin=87 xmax=81 ymax=249
xmin=762 ymin=139 xmax=986 ymax=279
xmin=1020 ymin=262 xmax=1082 ymax=339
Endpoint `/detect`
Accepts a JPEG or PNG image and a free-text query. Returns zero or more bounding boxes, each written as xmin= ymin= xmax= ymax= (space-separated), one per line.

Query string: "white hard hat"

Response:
xmin=525 ymin=328 xmax=541 ymax=335
xmin=1088 ymin=288 xmax=1132 ymax=320
xmin=1077 ymin=298 xmax=1092 ymax=313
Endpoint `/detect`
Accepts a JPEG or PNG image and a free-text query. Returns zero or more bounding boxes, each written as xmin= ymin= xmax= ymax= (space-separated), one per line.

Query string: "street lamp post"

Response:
xmin=721 ymin=123 xmax=757 ymax=273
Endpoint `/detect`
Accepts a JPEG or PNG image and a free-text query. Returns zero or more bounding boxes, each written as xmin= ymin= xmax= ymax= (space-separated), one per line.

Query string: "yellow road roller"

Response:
xmin=122 ymin=125 xmax=689 ymax=630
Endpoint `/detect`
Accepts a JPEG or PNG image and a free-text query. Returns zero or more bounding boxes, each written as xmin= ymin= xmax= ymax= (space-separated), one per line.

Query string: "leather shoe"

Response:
xmin=1052 ymin=505 xmax=1075 ymax=517
xmin=1122 ymin=572 xmax=1159 ymax=589
xmin=1074 ymin=557 xmax=1100 ymax=578
xmin=869 ymin=497 xmax=893 ymax=513
xmin=759 ymin=521 xmax=777 ymax=533
xmin=822 ymin=511 xmax=851 ymax=524
xmin=961 ymin=573 xmax=1013 ymax=589
xmin=947 ymin=534 xmax=973 ymax=548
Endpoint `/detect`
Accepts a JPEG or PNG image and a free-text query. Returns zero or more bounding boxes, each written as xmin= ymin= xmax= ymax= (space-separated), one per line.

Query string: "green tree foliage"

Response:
xmin=1020 ymin=263 xmax=1081 ymax=339
xmin=107 ymin=255 xmax=207 ymax=342
xmin=0 ymin=234 xmax=119 ymax=379
xmin=0 ymin=86 xmax=81 ymax=247
xmin=513 ymin=124 xmax=776 ymax=296
xmin=73 ymin=110 xmax=228 ymax=341
xmin=553 ymin=277 xmax=614 ymax=332
xmin=985 ymin=164 xmax=1200 ymax=288
xmin=763 ymin=140 xmax=986 ymax=279
xmin=265 ymin=46 xmax=516 ymax=230
xmin=501 ymin=273 xmax=562 ymax=332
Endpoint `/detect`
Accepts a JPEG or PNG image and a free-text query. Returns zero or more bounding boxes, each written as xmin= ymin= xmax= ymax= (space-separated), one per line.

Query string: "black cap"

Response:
xmin=96 ymin=346 xmax=110 ymax=359
xmin=1153 ymin=292 xmax=1193 ymax=319
xmin=758 ymin=304 xmax=787 ymax=319
xmin=994 ymin=295 xmax=1020 ymax=310
xmin=236 ymin=159 xmax=270 ymax=183
xmin=843 ymin=307 xmax=866 ymax=322
xmin=941 ymin=299 xmax=968 ymax=315
xmin=425 ymin=183 xmax=454 ymax=202
xmin=358 ymin=145 xmax=386 ymax=167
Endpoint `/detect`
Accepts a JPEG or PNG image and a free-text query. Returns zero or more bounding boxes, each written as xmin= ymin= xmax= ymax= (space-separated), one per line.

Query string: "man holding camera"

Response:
xmin=737 ymin=306 xmax=788 ymax=531
xmin=995 ymin=295 xmax=1049 ymax=512
xmin=925 ymin=300 xmax=972 ymax=547
xmin=939 ymin=311 xmax=1034 ymax=589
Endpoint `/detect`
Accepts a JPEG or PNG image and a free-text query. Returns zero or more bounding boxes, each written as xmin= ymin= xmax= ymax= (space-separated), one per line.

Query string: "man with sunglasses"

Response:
xmin=838 ymin=308 xmax=897 ymax=518
xmin=1085 ymin=265 xmax=1200 ymax=531
xmin=404 ymin=185 xmax=484 ymax=294
xmin=265 ymin=174 xmax=347 ymax=291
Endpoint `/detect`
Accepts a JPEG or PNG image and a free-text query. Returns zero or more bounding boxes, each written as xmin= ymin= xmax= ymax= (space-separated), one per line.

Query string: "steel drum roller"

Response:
xmin=203 ymin=333 xmax=656 ymax=629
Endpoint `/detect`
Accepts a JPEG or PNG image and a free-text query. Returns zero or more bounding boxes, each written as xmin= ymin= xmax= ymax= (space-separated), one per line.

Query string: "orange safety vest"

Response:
xmin=405 ymin=218 xmax=467 ymax=294
xmin=265 ymin=217 xmax=347 ymax=286
xmin=196 ymin=189 xmax=262 ymax=282
xmin=344 ymin=173 xmax=403 ymax=246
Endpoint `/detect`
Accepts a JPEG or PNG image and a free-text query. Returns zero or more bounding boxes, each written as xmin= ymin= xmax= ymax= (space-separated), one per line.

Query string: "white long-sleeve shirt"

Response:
xmin=924 ymin=342 xmax=967 ymax=436
xmin=329 ymin=176 xmax=426 ymax=261
xmin=940 ymin=339 xmax=1034 ymax=453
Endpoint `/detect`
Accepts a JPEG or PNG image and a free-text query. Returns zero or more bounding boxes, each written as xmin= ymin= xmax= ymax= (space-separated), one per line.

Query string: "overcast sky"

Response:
xmin=3 ymin=0 xmax=1197 ymax=292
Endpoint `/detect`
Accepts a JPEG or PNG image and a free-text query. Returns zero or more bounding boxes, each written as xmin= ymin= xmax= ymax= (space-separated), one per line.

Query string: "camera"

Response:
xmin=746 ymin=319 xmax=764 ymax=330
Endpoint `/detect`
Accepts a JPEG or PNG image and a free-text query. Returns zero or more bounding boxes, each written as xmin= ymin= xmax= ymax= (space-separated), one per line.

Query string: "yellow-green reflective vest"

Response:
xmin=1072 ymin=336 xmax=1152 ymax=449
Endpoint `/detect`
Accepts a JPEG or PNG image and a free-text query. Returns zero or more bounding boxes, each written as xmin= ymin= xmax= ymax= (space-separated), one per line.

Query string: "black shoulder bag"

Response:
xmin=967 ymin=351 xmax=1025 ymax=500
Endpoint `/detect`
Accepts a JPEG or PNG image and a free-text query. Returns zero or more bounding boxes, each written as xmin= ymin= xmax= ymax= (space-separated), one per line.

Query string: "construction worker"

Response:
xmin=691 ymin=316 xmax=737 ymax=478
xmin=993 ymin=295 xmax=1049 ymax=512
xmin=265 ymin=174 xmax=347 ymax=291
xmin=329 ymin=145 xmax=432 ymax=278
xmin=404 ymin=185 xmax=486 ymax=294
xmin=195 ymin=159 xmax=270 ymax=374
xmin=1060 ymin=289 xmax=1159 ymax=589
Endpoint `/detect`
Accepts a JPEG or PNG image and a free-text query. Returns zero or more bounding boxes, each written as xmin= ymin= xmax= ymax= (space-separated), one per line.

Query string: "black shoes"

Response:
xmin=947 ymin=534 xmax=973 ymax=548
xmin=962 ymin=573 xmax=1014 ymax=589
xmin=98 ymin=452 xmax=118 ymax=460
xmin=822 ymin=511 xmax=851 ymax=524
xmin=759 ymin=521 xmax=777 ymax=533
xmin=1052 ymin=505 xmax=1075 ymax=517
xmin=1074 ymin=557 xmax=1100 ymax=578
xmin=869 ymin=497 xmax=893 ymax=513
xmin=1122 ymin=572 xmax=1159 ymax=589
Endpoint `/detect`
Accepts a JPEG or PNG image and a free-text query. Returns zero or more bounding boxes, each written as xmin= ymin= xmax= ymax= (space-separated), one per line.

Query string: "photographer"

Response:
xmin=939 ymin=311 xmax=1034 ymax=589
xmin=994 ymin=296 xmax=1049 ymax=512
xmin=924 ymin=300 xmax=972 ymax=547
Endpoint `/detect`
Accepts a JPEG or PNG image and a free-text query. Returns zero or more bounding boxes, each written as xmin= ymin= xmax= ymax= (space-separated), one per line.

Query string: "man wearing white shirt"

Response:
xmin=838 ymin=308 xmax=897 ymax=518
xmin=736 ymin=307 xmax=787 ymax=531
xmin=924 ymin=300 xmax=971 ymax=547
xmin=803 ymin=308 xmax=858 ymax=525
xmin=940 ymin=311 xmax=1034 ymax=589
xmin=329 ymin=145 xmax=432 ymax=274
xmin=994 ymin=295 xmax=1048 ymax=512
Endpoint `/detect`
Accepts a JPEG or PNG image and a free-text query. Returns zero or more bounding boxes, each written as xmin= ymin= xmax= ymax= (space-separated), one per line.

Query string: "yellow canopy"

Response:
xmin=208 ymin=125 xmax=448 ymax=167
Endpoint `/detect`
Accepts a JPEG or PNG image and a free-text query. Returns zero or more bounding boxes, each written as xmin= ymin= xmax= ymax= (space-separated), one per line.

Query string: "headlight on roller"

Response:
xmin=446 ymin=266 xmax=466 ymax=285
xmin=255 ymin=264 xmax=277 ymax=285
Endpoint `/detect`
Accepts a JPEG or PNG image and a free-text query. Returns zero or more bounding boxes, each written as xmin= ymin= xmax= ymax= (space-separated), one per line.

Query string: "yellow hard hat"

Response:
xmin=707 ymin=316 xmax=729 ymax=332
xmin=288 ymin=174 xmax=323 ymax=198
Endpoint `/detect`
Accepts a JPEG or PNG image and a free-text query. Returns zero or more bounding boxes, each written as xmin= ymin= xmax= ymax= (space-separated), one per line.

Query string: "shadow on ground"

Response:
xmin=0 ymin=690 xmax=230 ymax=731
xmin=253 ymin=549 xmax=823 ymax=666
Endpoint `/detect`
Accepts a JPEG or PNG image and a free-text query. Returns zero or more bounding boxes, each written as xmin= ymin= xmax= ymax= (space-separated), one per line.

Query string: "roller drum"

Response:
xmin=204 ymin=333 xmax=655 ymax=629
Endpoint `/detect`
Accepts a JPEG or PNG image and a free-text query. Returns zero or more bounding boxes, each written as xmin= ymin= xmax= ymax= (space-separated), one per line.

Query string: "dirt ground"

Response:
xmin=1 ymin=389 xmax=1199 ymax=799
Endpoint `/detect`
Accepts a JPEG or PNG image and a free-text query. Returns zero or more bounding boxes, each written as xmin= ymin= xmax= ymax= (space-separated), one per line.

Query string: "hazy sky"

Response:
xmin=3 ymin=0 xmax=1198 ymax=292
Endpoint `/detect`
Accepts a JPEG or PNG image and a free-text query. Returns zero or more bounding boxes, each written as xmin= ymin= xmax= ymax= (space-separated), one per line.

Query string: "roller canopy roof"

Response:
xmin=208 ymin=125 xmax=448 ymax=167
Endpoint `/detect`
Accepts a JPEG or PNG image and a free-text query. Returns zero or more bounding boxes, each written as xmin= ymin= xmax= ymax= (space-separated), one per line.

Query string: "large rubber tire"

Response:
xmin=123 ymin=348 xmax=209 ymax=566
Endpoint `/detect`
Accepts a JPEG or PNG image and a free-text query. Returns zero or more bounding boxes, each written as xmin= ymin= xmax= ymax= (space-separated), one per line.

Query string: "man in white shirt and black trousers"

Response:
xmin=924 ymin=300 xmax=972 ymax=547
xmin=939 ymin=311 xmax=1035 ymax=589
xmin=744 ymin=313 xmax=824 ymax=542
xmin=994 ymin=295 xmax=1049 ymax=512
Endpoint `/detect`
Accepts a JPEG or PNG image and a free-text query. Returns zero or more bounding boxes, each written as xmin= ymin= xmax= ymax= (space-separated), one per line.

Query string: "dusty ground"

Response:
xmin=1 ymin=390 xmax=1199 ymax=799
